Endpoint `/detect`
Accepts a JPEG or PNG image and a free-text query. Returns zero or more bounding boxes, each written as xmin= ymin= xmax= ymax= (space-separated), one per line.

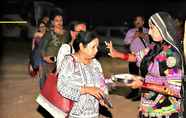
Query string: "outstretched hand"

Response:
xmin=105 ymin=41 xmax=118 ymax=58
xmin=126 ymin=76 xmax=143 ymax=89
xmin=43 ymin=56 xmax=54 ymax=64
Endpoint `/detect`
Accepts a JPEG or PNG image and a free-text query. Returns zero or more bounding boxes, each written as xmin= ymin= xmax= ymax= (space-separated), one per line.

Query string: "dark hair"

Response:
xmin=133 ymin=16 xmax=145 ymax=21
xmin=68 ymin=21 xmax=86 ymax=31
xmin=73 ymin=31 xmax=99 ymax=52
xmin=50 ymin=8 xmax=64 ymax=21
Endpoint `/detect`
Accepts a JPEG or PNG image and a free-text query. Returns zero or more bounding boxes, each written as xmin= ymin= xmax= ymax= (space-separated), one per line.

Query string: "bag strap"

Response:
xmin=57 ymin=54 xmax=86 ymax=86
xmin=67 ymin=54 xmax=86 ymax=86
xmin=70 ymin=45 xmax=73 ymax=54
xmin=139 ymin=37 xmax=147 ymax=48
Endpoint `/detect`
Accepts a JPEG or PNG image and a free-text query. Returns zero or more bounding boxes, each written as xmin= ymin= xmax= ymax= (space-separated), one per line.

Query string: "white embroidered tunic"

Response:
xmin=57 ymin=55 xmax=107 ymax=118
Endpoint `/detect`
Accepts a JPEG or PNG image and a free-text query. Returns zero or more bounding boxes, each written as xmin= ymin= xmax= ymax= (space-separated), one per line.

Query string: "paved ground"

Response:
xmin=0 ymin=39 xmax=139 ymax=118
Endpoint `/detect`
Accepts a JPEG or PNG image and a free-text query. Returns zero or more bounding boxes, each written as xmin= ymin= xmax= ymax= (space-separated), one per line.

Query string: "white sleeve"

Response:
xmin=56 ymin=44 xmax=71 ymax=73
xmin=57 ymin=56 xmax=81 ymax=101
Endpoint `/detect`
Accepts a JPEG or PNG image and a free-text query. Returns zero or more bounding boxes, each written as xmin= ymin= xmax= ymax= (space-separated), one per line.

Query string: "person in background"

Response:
xmin=41 ymin=15 xmax=51 ymax=31
xmin=57 ymin=31 xmax=110 ymax=118
xmin=39 ymin=11 xmax=68 ymax=89
xmin=123 ymin=16 xmax=150 ymax=101
xmin=41 ymin=16 xmax=50 ymax=25
xmin=106 ymin=12 xmax=184 ymax=118
xmin=29 ymin=20 xmax=47 ymax=78
xmin=68 ymin=21 xmax=87 ymax=44
xmin=56 ymin=20 xmax=87 ymax=73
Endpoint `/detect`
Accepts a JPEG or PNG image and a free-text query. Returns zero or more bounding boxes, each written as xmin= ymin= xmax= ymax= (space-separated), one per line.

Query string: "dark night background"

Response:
xmin=2 ymin=0 xmax=186 ymax=27
xmin=1 ymin=1 xmax=186 ymax=117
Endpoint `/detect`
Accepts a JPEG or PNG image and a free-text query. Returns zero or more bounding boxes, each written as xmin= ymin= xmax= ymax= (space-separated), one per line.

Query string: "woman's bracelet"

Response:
xmin=121 ymin=53 xmax=129 ymax=61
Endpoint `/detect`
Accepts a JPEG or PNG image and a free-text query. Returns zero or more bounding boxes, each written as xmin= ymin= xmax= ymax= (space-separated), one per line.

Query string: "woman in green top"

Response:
xmin=39 ymin=11 xmax=68 ymax=89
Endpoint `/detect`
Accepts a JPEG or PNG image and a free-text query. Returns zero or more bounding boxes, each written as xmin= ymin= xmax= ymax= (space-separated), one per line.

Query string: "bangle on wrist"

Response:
xmin=121 ymin=53 xmax=129 ymax=61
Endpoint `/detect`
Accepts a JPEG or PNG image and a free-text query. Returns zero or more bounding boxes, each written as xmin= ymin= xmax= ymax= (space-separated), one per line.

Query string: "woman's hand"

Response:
xmin=43 ymin=56 xmax=54 ymax=64
xmin=126 ymin=76 xmax=143 ymax=89
xmin=105 ymin=41 xmax=136 ymax=62
xmin=105 ymin=41 xmax=120 ymax=58
xmin=99 ymin=99 xmax=108 ymax=108
xmin=81 ymin=87 xmax=104 ymax=100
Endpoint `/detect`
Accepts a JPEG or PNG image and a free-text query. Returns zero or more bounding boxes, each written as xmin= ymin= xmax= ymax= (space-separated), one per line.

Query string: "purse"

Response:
xmin=36 ymin=93 xmax=68 ymax=118
xmin=40 ymin=73 xmax=74 ymax=114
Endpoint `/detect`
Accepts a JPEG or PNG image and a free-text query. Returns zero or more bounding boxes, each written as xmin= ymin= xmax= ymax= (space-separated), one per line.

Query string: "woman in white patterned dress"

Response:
xmin=57 ymin=31 xmax=109 ymax=118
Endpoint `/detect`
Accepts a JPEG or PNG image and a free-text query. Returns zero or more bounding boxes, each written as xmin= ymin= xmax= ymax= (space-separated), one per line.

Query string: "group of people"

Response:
xmin=29 ymin=12 xmax=87 ymax=89
xmin=29 ymin=10 xmax=185 ymax=118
